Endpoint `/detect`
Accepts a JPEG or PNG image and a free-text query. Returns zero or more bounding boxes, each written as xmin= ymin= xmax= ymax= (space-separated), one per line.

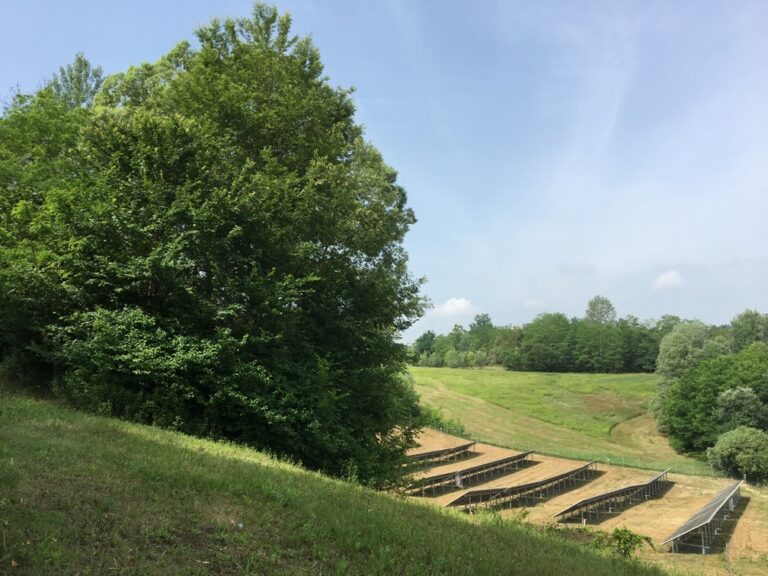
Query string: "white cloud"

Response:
xmin=652 ymin=270 xmax=685 ymax=291
xmin=523 ymin=298 xmax=545 ymax=308
xmin=433 ymin=297 xmax=475 ymax=317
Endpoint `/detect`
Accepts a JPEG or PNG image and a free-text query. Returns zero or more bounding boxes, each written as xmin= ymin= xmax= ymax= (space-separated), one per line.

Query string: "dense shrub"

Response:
xmin=664 ymin=343 xmax=768 ymax=453
xmin=707 ymin=426 xmax=768 ymax=481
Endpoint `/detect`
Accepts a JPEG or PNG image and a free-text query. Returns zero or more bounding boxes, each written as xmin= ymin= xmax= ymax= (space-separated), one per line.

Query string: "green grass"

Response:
xmin=412 ymin=367 xmax=653 ymax=437
xmin=0 ymin=388 xmax=668 ymax=576
xmin=410 ymin=366 xmax=717 ymax=475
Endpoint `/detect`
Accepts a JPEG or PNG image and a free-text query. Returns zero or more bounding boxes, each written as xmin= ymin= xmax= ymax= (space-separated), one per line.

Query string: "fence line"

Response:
xmin=456 ymin=433 xmax=725 ymax=478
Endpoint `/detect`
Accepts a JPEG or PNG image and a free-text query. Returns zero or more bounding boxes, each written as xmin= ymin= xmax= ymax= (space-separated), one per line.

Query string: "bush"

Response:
xmin=419 ymin=405 xmax=466 ymax=437
xmin=605 ymin=528 xmax=653 ymax=558
xmin=707 ymin=426 xmax=768 ymax=481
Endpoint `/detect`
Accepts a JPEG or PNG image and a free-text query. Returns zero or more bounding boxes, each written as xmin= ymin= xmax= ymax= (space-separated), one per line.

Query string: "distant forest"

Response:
xmin=410 ymin=296 xmax=753 ymax=374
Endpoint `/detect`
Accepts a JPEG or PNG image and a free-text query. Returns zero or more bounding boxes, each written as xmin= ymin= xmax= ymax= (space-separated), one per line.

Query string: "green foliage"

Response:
xmin=571 ymin=319 xmax=624 ymax=373
xmin=713 ymin=387 xmax=767 ymax=432
xmin=443 ymin=348 xmax=462 ymax=368
xmin=49 ymin=52 xmax=104 ymax=108
xmin=618 ymin=316 xmax=660 ymax=373
xmin=585 ymin=295 xmax=617 ymax=325
xmin=707 ymin=426 xmax=768 ymax=481
xmin=519 ymin=313 xmax=573 ymax=371
xmin=730 ymin=309 xmax=768 ymax=352
xmin=469 ymin=313 xmax=495 ymax=349
xmin=418 ymin=405 xmax=467 ymax=437
xmin=0 ymin=3 xmax=423 ymax=486
xmin=598 ymin=527 xmax=654 ymax=558
xmin=664 ymin=343 xmax=768 ymax=454
xmin=413 ymin=330 xmax=436 ymax=356
xmin=653 ymin=321 xmax=731 ymax=433
xmin=655 ymin=321 xmax=726 ymax=381
xmin=411 ymin=297 xmax=666 ymax=375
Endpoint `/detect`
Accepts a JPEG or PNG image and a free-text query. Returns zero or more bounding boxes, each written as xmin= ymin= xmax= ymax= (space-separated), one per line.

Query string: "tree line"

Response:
xmin=653 ymin=310 xmax=768 ymax=480
xmin=410 ymin=296 xmax=675 ymax=373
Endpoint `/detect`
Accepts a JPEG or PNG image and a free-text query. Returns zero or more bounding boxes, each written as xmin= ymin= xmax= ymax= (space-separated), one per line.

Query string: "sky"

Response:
xmin=2 ymin=1 xmax=767 ymax=341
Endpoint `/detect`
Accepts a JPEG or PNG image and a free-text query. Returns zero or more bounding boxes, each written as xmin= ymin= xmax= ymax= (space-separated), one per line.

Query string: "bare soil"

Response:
xmin=411 ymin=443 xmax=516 ymax=480
xmin=408 ymin=428 xmax=471 ymax=455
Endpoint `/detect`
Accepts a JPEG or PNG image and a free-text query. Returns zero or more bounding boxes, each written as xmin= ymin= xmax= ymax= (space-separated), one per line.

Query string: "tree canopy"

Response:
xmin=411 ymin=296 xmax=665 ymax=374
xmin=584 ymin=295 xmax=617 ymax=325
xmin=0 ymin=4 xmax=423 ymax=486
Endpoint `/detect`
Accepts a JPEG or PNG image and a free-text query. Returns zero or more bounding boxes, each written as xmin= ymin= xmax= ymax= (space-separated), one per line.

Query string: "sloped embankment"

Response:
xmin=0 ymin=390 xmax=667 ymax=576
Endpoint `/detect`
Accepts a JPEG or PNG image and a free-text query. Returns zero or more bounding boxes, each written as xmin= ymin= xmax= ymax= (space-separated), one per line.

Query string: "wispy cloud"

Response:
xmin=523 ymin=298 xmax=545 ymax=309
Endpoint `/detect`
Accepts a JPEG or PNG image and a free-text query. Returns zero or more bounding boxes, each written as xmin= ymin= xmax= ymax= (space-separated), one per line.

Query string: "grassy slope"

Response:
xmin=410 ymin=366 xmax=714 ymax=474
xmin=0 ymin=391 xmax=667 ymax=576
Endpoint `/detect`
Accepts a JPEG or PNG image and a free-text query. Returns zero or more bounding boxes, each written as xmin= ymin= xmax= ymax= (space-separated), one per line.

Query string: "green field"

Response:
xmin=0 ymin=388 xmax=666 ymax=576
xmin=410 ymin=366 xmax=717 ymax=475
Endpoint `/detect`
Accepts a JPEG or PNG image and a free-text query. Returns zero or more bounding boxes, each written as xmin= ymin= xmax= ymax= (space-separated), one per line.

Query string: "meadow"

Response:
xmin=409 ymin=366 xmax=717 ymax=475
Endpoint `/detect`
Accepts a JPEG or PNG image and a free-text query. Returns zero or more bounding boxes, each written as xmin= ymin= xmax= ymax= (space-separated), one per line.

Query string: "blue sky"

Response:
xmin=2 ymin=1 xmax=767 ymax=340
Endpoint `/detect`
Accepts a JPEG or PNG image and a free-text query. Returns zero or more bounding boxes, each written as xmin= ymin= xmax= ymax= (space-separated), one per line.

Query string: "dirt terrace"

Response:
xmin=409 ymin=429 xmax=768 ymax=566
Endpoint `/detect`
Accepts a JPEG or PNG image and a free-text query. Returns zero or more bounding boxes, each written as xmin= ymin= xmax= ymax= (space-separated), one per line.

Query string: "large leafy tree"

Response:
xmin=0 ymin=4 xmax=423 ymax=486
xmin=584 ymin=295 xmax=617 ymax=325
xmin=653 ymin=320 xmax=730 ymax=432
xmin=664 ymin=343 xmax=768 ymax=453
xmin=520 ymin=313 xmax=572 ymax=371
xmin=570 ymin=319 xmax=623 ymax=373
xmin=730 ymin=309 xmax=768 ymax=352
xmin=49 ymin=52 xmax=104 ymax=108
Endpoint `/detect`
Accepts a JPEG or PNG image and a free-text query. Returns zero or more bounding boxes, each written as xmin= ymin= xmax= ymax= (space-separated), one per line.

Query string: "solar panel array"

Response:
xmin=409 ymin=433 xmax=747 ymax=554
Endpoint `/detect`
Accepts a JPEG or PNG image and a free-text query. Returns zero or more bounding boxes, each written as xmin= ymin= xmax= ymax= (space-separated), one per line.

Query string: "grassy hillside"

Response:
xmin=410 ymin=366 xmax=715 ymax=475
xmin=0 ymin=389 xmax=667 ymax=576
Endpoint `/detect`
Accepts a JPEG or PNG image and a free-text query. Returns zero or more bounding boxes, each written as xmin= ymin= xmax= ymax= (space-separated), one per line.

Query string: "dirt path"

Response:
xmin=609 ymin=412 xmax=690 ymax=464
xmin=408 ymin=428 xmax=473 ymax=455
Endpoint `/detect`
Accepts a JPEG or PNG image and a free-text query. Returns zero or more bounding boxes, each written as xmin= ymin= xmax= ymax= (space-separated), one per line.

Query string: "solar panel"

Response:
xmin=415 ymin=451 xmax=534 ymax=486
xmin=554 ymin=469 xmax=670 ymax=518
xmin=663 ymin=480 xmax=743 ymax=545
xmin=448 ymin=460 xmax=597 ymax=507
xmin=408 ymin=441 xmax=476 ymax=462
